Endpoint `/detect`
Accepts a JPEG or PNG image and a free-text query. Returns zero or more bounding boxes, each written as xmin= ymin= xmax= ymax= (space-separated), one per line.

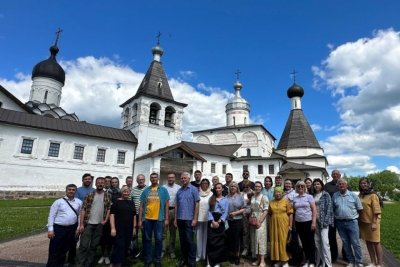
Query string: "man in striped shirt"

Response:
xmin=131 ymin=174 xmax=148 ymax=257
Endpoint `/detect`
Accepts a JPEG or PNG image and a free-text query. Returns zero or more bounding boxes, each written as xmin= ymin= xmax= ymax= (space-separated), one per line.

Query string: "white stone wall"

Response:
xmin=277 ymin=147 xmax=324 ymax=158
xmin=0 ymin=124 xmax=135 ymax=191
xmin=230 ymin=159 xmax=283 ymax=183
xmin=30 ymin=77 xmax=63 ymax=106
xmin=0 ymin=91 xmax=27 ymax=112
xmin=193 ymin=126 xmax=275 ymax=158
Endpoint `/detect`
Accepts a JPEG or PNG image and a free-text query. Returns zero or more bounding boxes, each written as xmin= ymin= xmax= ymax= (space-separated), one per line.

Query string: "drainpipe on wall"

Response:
xmin=131 ymin=144 xmax=137 ymax=178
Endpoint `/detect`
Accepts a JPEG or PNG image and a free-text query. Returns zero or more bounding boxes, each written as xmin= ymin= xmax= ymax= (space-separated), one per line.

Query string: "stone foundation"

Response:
xmin=0 ymin=191 xmax=64 ymax=200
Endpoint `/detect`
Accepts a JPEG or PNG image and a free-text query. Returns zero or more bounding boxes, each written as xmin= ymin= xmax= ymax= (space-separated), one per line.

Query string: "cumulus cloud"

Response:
xmin=386 ymin=165 xmax=400 ymax=174
xmin=314 ymin=29 xmax=400 ymax=174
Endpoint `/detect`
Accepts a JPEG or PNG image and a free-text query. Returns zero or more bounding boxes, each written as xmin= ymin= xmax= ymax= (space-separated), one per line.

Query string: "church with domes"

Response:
xmin=0 ymin=32 xmax=328 ymax=191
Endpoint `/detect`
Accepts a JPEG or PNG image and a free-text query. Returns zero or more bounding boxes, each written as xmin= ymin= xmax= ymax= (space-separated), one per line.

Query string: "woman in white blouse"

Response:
xmin=196 ymin=178 xmax=212 ymax=262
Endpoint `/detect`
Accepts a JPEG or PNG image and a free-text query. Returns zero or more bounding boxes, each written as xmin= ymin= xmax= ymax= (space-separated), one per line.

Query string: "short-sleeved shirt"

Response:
xmin=131 ymin=185 xmax=147 ymax=212
xmin=140 ymin=185 xmax=170 ymax=221
xmin=332 ymin=190 xmax=363 ymax=220
xmin=176 ymin=184 xmax=200 ymax=220
xmin=359 ymin=193 xmax=381 ymax=223
xmin=293 ymin=193 xmax=314 ymax=222
xmin=284 ymin=189 xmax=297 ymax=202
xmin=76 ymin=186 xmax=95 ymax=201
xmin=227 ymin=194 xmax=245 ymax=220
xmin=163 ymin=183 xmax=181 ymax=208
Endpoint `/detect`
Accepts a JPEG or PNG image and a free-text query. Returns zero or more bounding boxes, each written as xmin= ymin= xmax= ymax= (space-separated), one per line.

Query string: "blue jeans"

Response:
xmin=336 ymin=219 xmax=363 ymax=265
xmin=143 ymin=220 xmax=164 ymax=264
xmin=177 ymin=220 xmax=196 ymax=266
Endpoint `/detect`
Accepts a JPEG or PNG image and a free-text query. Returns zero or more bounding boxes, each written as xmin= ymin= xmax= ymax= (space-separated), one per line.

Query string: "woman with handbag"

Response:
xmin=207 ymin=183 xmax=229 ymax=267
xmin=268 ymin=186 xmax=293 ymax=267
xmin=249 ymin=181 xmax=269 ymax=267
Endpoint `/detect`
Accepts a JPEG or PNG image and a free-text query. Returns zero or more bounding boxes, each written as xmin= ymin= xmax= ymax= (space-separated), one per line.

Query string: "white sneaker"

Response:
xmin=97 ymin=257 xmax=104 ymax=264
xmin=214 ymin=265 xmax=220 ymax=267
xmin=104 ymin=257 xmax=110 ymax=264
xmin=282 ymin=263 xmax=289 ymax=267
xmin=366 ymin=264 xmax=375 ymax=267
xmin=346 ymin=264 xmax=354 ymax=267
xmin=241 ymin=249 xmax=248 ymax=256
xmin=303 ymin=263 xmax=309 ymax=267
xmin=309 ymin=264 xmax=315 ymax=267
xmin=274 ymin=263 xmax=280 ymax=267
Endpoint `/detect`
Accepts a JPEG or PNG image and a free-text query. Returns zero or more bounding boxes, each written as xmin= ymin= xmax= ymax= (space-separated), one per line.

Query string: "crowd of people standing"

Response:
xmin=46 ymin=169 xmax=383 ymax=267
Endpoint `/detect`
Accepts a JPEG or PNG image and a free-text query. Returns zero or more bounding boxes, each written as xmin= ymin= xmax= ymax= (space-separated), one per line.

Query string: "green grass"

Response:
xmin=381 ymin=202 xmax=400 ymax=259
xmin=0 ymin=198 xmax=54 ymax=241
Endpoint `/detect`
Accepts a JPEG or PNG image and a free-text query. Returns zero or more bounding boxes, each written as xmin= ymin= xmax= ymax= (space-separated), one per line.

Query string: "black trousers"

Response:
xmin=328 ymin=225 xmax=338 ymax=262
xmin=47 ymin=223 xmax=78 ymax=267
xmin=295 ymin=220 xmax=316 ymax=264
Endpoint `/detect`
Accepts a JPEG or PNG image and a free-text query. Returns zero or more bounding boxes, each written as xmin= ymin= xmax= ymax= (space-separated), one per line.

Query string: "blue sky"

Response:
xmin=1 ymin=0 xmax=400 ymax=176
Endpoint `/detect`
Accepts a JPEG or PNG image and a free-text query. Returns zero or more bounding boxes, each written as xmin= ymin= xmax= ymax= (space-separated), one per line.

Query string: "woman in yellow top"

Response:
xmin=358 ymin=177 xmax=383 ymax=267
xmin=268 ymin=187 xmax=293 ymax=267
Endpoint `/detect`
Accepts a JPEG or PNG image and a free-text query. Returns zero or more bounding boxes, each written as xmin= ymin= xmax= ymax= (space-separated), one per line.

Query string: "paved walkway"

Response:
xmin=0 ymin=232 xmax=395 ymax=267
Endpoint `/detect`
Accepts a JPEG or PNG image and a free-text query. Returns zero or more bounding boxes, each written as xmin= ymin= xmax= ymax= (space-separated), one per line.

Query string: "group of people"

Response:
xmin=46 ymin=169 xmax=383 ymax=267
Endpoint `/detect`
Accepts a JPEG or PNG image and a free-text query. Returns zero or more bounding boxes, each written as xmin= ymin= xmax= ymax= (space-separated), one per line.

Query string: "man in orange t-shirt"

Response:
xmin=139 ymin=173 xmax=170 ymax=267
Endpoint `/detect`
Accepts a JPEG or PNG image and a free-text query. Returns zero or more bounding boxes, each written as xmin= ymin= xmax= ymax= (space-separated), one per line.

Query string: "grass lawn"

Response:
xmin=0 ymin=198 xmax=54 ymax=241
xmin=381 ymin=202 xmax=400 ymax=260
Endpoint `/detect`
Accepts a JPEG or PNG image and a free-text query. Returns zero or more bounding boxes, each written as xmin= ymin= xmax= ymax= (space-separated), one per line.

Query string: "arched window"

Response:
xmin=44 ymin=90 xmax=48 ymax=103
xmin=132 ymin=103 xmax=138 ymax=122
xmin=149 ymin=103 xmax=161 ymax=125
xmin=233 ymin=116 xmax=236 ymax=126
xmin=164 ymin=106 xmax=176 ymax=128
xmin=247 ymin=148 xmax=251 ymax=157
xmin=148 ymin=143 xmax=152 ymax=151
xmin=123 ymin=108 xmax=130 ymax=126
xmin=244 ymin=117 xmax=247 ymax=125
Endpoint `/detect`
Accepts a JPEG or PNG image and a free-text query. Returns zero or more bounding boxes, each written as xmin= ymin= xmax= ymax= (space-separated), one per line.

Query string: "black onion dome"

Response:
xmin=32 ymin=45 xmax=65 ymax=85
xmin=287 ymin=83 xmax=304 ymax=98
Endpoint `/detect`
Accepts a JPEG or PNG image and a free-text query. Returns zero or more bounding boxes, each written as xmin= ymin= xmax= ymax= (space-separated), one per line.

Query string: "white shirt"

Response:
xmin=198 ymin=192 xmax=212 ymax=222
xmin=47 ymin=197 xmax=83 ymax=231
xmin=163 ymin=183 xmax=181 ymax=208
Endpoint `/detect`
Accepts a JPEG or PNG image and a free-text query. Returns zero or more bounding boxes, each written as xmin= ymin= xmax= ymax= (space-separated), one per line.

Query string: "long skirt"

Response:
xmin=206 ymin=221 xmax=226 ymax=266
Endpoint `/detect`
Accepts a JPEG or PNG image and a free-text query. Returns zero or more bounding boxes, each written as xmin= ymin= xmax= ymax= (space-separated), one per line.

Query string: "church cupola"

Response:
xmin=29 ymin=29 xmax=65 ymax=107
xmin=225 ymin=71 xmax=250 ymax=126
xmin=287 ymin=83 xmax=304 ymax=110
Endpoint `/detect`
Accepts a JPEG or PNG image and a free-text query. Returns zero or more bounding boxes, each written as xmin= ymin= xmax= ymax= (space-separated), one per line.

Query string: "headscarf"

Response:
xmin=200 ymin=178 xmax=211 ymax=197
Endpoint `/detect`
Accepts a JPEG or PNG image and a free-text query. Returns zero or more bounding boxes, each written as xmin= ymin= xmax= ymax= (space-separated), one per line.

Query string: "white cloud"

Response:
xmin=311 ymin=124 xmax=322 ymax=132
xmin=386 ymin=165 xmax=400 ymax=174
xmin=179 ymin=70 xmax=196 ymax=80
xmin=314 ymin=29 xmax=400 ymax=174
xmin=327 ymin=154 xmax=376 ymax=174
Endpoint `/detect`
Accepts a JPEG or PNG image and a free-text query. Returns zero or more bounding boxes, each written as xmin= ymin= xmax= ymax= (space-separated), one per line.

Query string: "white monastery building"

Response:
xmin=0 ymin=34 xmax=328 ymax=191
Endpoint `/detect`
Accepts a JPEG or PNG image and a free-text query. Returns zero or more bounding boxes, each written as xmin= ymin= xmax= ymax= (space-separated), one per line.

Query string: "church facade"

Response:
xmin=0 ymin=35 xmax=328 ymax=191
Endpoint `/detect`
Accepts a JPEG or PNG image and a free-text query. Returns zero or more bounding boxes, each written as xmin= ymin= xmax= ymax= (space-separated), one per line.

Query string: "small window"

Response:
xmin=148 ymin=143 xmax=152 ymax=151
xmin=222 ymin=164 xmax=227 ymax=174
xmin=44 ymin=90 xmax=48 ymax=103
xmin=21 ymin=139 xmax=34 ymax=154
xmin=0 ymin=101 xmax=3 ymax=108
xmin=269 ymin=164 xmax=275 ymax=175
xmin=247 ymin=148 xmax=251 ymax=157
xmin=117 ymin=151 xmax=126 ymax=164
xmin=96 ymin=148 xmax=106 ymax=162
xmin=48 ymin=142 xmax=60 ymax=157
xmin=243 ymin=165 xmax=248 ymax=172
xmin=211 ymin=163 xmax=216 ymax=173
xmin=258 ymin=165 xmax=263 ymax=175
xmin=73 ymin=145 xmax=84 ymax=160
